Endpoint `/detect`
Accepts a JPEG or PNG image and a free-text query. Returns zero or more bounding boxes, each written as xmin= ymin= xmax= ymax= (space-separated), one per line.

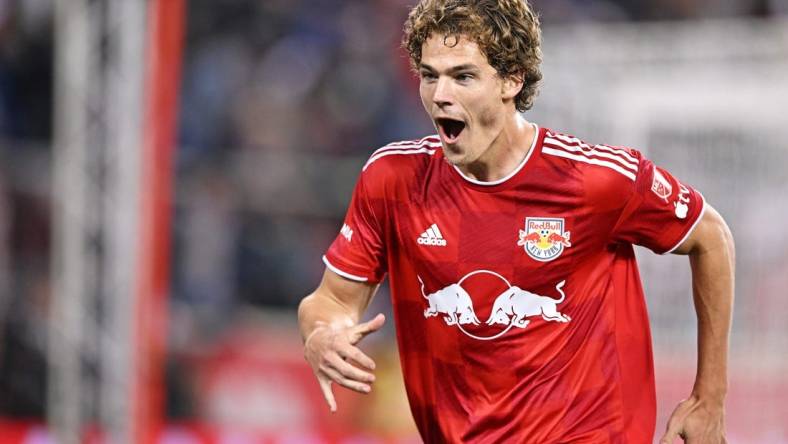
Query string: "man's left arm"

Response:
xmin=660 ymin=204 xmax=735 ymax=444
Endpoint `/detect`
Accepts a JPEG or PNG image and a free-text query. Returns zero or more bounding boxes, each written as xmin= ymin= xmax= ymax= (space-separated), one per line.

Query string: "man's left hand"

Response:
xmin=659 ymin=394 xmax=727 ymax=443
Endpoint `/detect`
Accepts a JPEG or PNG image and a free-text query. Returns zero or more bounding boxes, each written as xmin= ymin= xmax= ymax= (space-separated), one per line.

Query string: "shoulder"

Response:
xmin=540 ymin=129 xmax=645 ymax=205
xmin=362 ymin=135 xmax=441 ymax=172
xmin=359 ymin=135 xmax=442 ymax=187
xmin=541 ymin=129 xmax=643 ymax=182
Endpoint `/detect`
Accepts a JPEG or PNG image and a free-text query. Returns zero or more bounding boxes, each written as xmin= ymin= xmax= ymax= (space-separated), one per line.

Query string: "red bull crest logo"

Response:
xmin=518 ymin=217 xmax=571 ymax=262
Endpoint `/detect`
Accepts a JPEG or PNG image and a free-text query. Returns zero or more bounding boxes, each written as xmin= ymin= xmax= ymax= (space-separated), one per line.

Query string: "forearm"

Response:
xmin=298 ymin=291 xmax=358 ymax=342
xmin=298 ymin=269 xmax=379 ymax=343
xmin=688 ymin=216 xmax=735 ymax=401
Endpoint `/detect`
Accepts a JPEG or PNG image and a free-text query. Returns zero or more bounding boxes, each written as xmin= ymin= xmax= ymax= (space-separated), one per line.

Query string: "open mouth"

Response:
xmin=436 ymin=117 xmax=466 ymax=144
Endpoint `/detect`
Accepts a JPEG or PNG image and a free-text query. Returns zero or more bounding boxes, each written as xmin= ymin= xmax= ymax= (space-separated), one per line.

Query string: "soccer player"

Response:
xmin=298 ymin=0 xmax=734 ymax=442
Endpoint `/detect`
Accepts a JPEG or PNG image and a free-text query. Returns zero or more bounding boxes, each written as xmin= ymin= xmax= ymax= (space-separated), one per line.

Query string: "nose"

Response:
xmin=432 ymin=76 xmax=454 ymax=108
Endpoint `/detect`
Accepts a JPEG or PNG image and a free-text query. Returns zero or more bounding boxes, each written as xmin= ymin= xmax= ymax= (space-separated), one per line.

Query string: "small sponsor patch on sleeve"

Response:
xmin=673 ymin=184 xmax=690 ymax=219
xmin=340 ymin=223 xmax=354 ymax=242
xmin=650 ymin=169 xmax=672 ymax=202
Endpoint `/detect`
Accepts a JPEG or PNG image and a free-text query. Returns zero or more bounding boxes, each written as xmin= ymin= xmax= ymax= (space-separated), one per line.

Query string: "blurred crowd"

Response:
xmin=171 ymin=0 xmax=788 ymax=331
xmin=0 ymin=0 xmax=787 ymax=426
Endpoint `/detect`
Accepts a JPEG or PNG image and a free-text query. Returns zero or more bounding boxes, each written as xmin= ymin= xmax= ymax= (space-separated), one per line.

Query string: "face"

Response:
xmin=418 ymin=34 xmax=519 ymax=166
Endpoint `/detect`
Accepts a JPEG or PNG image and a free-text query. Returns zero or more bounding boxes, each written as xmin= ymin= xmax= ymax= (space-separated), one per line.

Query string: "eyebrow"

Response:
xmin=419 ymin=63 xmax=480 ymax=74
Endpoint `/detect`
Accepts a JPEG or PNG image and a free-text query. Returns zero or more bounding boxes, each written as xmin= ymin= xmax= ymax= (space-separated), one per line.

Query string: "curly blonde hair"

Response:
xmin=403 ymin=0 xmax=543 ymax=112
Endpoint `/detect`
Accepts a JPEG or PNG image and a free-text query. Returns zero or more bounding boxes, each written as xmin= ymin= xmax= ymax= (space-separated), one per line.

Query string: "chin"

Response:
xmin=442 ymin=149 xmax=467 ymax=166
xmin=440 ymin=139 xmax=464 ymax=158
xmin=446 ymin=146 xmax=481 ymax=167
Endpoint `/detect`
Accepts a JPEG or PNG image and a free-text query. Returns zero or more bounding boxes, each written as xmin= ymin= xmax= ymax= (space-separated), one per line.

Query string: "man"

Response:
xmin=298 ymin=0 xmax=734 ymax=442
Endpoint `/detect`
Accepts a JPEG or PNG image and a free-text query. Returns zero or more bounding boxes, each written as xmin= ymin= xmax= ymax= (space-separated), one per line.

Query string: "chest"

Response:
xmin=391 ymin=185 xmax=598 ymax=284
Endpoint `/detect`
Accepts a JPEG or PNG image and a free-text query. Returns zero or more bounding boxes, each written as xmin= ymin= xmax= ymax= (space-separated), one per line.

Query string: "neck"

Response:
xmin=459 ymin=112 xmax=536 ymax=183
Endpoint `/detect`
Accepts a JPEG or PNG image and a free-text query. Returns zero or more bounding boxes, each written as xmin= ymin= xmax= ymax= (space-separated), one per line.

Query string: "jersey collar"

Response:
xmin=446 ymin=124 xmax=545 ymax=193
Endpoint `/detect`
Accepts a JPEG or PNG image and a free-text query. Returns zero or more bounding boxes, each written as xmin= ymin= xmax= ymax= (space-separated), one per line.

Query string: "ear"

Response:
xmin=501 ymin=74 xmax=524 ymax=101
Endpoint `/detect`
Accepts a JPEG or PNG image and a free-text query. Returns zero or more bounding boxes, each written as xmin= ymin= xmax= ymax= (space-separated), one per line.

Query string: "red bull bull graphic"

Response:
xmin=518 ymin=217 xmax=572 ymax=262
xmin=486 ymin=280 xmax=570 ymax=328
xmin=418 ymin=271 xmax=571 ymax=341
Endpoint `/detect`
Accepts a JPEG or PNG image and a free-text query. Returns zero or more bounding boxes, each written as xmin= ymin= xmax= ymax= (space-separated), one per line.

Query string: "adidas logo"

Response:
xmin=417 ymin=223 xmax=447 ymax=247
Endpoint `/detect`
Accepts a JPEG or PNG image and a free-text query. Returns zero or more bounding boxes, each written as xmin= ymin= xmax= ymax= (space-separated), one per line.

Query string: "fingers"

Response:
xmin=350 ymin=313 xmax=386 ymax=344
xmin=338 ymin=344 xmax=377 ymax=371
xmin=321 ymin=364 xmax=372 ymax=394
xmin=326 ymin=351 xmax=375 ymax=384
xmin=660 ymin=414 xmax=683 ymax=444
xmin=305 ymin=316 xmax=384 ymax=412
xmin=317 ymin=374 xmax=337 ymax=413
xmin=313 ymin=348 xmax=375 ymax=413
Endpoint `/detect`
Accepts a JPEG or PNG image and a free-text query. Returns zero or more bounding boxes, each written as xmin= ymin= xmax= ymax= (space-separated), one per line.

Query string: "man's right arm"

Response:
xmin=298 ymin=268 xmax=386 ymax=412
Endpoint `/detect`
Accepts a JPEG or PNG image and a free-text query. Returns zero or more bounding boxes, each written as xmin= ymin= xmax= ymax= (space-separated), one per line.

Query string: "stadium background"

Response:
xmin=1 ymin=0 xmax=787 ymax=442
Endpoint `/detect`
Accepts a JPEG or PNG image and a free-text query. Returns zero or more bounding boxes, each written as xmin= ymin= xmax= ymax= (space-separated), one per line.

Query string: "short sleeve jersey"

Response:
xmin=324 ymin=126 xmax=705 ymax=443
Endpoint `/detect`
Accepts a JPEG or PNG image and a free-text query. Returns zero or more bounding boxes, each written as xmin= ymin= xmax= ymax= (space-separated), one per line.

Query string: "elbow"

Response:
xmin=711 ymin=206 xmax=735 ymax=260
xmin=297 ymin=292 xmax=317 ymax=323
xmin=721 ymin=216 xmax=735 ymax=264
xmin=695 ymin=205 xmax=735 ymax=266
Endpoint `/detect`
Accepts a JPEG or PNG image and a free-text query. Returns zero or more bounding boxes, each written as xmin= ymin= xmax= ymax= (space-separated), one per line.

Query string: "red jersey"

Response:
xmin=324 ymin=126 xmax=705 ymax=443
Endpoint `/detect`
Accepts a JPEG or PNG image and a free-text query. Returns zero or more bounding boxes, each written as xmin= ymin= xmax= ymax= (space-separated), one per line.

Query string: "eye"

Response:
xmin=420 ymin=71 xmax=437 ymax=81
xmin=456 ymin=73 xmax=474 ymax=82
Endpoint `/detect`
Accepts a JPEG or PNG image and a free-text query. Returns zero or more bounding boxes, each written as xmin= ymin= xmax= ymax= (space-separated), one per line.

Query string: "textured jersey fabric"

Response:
xmin=324 ymin=125 xmax=705 ymax=443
